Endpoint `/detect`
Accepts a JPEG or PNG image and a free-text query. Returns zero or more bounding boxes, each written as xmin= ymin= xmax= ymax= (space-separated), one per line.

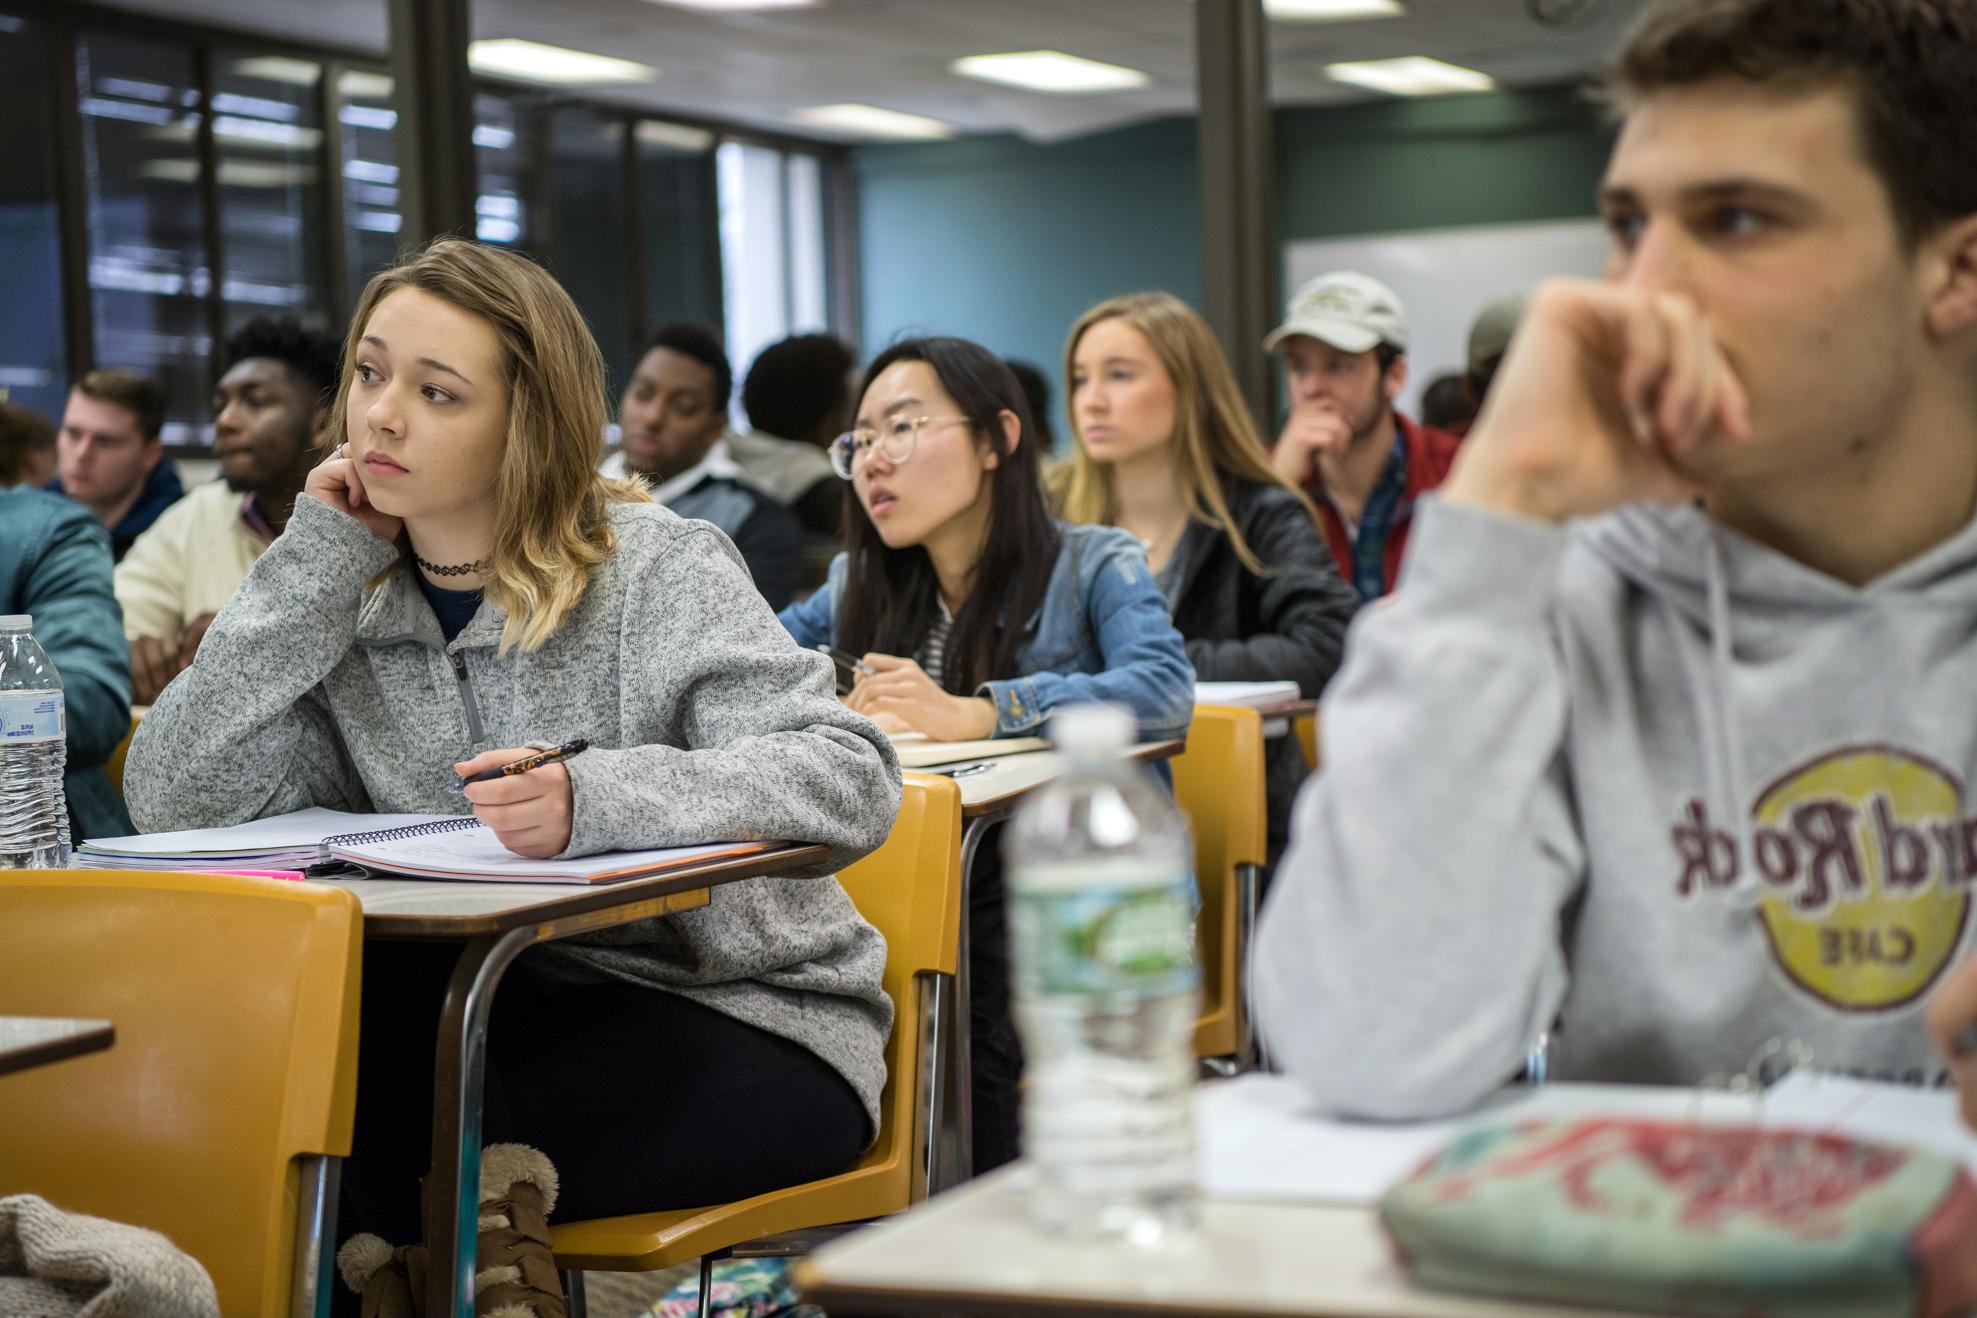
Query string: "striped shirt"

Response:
xmin=917 ymin=599 xmax=956 ymax=688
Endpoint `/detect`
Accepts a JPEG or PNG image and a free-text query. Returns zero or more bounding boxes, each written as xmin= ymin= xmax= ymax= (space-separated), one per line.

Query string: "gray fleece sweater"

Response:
xmin=126 ymin=493 xmax=901 ymax=1131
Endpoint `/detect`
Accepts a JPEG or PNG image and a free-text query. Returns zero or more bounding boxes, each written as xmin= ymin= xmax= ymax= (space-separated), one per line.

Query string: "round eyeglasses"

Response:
xmin=829 ymin=415 xmax=971 ymax=479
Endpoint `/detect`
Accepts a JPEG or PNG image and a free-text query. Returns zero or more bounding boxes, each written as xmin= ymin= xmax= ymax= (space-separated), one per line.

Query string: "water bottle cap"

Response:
xmin=0 ymin=615 xmax=29 ymax=631
xmin=1048 ymin=702 xmax=1135 ymax=754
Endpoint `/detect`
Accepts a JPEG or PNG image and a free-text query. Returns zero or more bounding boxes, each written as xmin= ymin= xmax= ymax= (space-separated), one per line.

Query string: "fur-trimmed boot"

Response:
xmin=473 ymin=1143 xmax=566 ymax=1318
xmin=337 ymin=1232 xmax=429 ymax=1318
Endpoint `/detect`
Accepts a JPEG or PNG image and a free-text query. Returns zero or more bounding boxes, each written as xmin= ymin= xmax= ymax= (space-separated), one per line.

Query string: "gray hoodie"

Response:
xmin=1256 ymin=495 xmax=1977 ymax=1119
xmin=126 ymin=494 xmax=900 ymax=1132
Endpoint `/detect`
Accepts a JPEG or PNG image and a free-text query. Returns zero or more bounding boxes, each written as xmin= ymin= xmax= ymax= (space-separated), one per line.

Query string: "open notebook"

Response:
xmin=886 ymin=732 xmax=1051 ymax=769
xmin=79 ymin=807 xmax=775 ymax=885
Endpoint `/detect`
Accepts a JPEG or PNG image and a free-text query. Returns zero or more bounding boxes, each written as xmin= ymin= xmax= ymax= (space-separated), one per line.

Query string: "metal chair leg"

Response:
xmin=560 ymin=1270 xmax=588 ymax=1318
xmin=696 ymin=1254 xmax=716 ymax=1318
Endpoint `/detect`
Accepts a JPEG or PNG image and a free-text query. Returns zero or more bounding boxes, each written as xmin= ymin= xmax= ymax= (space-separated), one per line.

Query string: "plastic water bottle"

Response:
xmin=0 ymin=615 xmax=71 ymax=869
xmin=1006 ymin=703 xmax=1199 ymax=1244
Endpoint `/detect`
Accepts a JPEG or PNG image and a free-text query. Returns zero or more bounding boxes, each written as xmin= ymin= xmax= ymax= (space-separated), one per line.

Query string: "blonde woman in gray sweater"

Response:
xmin=126 ymin=240 xmax=900 ymax=1311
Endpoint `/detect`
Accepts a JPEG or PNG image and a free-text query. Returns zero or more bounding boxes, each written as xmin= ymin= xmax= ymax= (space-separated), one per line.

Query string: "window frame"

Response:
xmin=2 ymin=0 xmax=861 ymax=456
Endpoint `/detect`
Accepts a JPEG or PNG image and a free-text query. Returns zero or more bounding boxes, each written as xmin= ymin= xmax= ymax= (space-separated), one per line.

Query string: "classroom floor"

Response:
xmin=580 ymin=1264 xmax=692 ymax=1316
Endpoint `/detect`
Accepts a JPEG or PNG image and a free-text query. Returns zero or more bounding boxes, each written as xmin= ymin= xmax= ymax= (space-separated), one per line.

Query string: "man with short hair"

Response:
xmin=116 ymin=318 xmax=338 ymax=704
xmin=49 ymin=368 xmax=182 ymax=561
xmin=734 ymin=332 xmax=856 ymax=593
xmin=1265 ymin=272 xmax=1460 ymax=603
xmin=603 ymin=323 xmax=802 ymax=609
xmin=1258 ymin=0 xmax=1977 ymax=1120
xmin=0 ymin=484 xmax=134 ymax=842
xmin=0 ymin=402 xmax=57 ymax=489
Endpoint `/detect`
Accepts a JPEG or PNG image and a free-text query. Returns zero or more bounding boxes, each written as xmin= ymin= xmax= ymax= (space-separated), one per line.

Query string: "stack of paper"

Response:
xmin=887 ymin=733 xmax=1051 ymax=768
xmin=1194 ymin=680 xmax=1301 ymax=708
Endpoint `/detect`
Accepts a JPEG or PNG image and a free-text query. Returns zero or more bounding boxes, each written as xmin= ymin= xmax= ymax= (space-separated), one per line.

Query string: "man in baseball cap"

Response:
xmin=1463 ymin=293 xmax=1527 ymax=424
xmin=1266 ymin=271 xmax=1460 ymax=602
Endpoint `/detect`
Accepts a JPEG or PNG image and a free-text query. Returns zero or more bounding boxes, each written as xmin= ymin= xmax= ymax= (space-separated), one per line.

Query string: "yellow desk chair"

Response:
xmin=551 ymin=772 xmax=966 ymax=1318
xmin=1174 ymin=704 xmax=1267 ymax=1076
xmin=0 ymin=869 xmax=362 ymax=1317
xmin=105 ymin=710 xmax=141 ymax=799
xmin=1295 ymin=708 xmax=1320 ymax=774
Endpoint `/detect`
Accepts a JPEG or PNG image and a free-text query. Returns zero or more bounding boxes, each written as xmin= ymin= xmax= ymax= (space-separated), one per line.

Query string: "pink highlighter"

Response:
xmin=204 ymin=868 xmax=308 ymax=882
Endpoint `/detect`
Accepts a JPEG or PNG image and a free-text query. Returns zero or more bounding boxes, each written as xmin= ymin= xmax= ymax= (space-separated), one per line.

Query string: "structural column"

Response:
xmin=1194 ymin=0 xmax=1276 ymax=425
xmin=388 ymin=0 xmax=478 ymax=245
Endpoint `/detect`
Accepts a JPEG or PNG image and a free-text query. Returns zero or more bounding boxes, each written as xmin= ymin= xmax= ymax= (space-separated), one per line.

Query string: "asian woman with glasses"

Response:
xmin=777 ymin=335 xmax=1194 ymax=1173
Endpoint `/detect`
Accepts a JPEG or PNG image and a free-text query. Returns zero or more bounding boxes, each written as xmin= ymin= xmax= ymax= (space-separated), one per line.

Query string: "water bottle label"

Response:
xmin=1012 ymin=871 xmax=1198 ymax=996
xmin=0 ymin=689 xmax=64 ymax=744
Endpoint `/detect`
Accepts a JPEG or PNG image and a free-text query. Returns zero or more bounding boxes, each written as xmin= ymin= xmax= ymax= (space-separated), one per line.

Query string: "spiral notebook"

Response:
xmin=80 ymin=808 xmax=775 ymax=885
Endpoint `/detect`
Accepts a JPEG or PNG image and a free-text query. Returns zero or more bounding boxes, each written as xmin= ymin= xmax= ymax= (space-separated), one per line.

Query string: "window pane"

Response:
xmin=213 ymin=51 xmax=327 ymax=332
xmin=636 ymin=122 xmax=720 ymax=338
xmin=0 ymin=15 xmax=68 ymax=421
xmin=337 ymin=68 xmax=401 ymax=310
xmin=474 ymin=92 xmax=530 ymax=248
xmin=716 ymin=140 xmax=787 ymax=408
xmin=546 ymin=108 xmax=632 ymax=393
xmin=76 ymin=31 xmax=209 ymax=446
xmin=786 ymin=152 xmax=826 ymax=332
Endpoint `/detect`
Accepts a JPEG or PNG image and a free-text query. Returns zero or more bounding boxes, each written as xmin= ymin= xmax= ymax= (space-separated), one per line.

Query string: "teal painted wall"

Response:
xmin=852 ymin=118 xmax=1200 ymax=437
xmin=1277 ymin=86 xmax=1617 ymax=240
xmin=852 ymin=85 xmax=1615 ymax=424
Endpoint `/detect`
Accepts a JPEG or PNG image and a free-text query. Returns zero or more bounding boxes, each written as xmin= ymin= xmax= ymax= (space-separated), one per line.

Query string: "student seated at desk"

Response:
xmin=1255 ymin=0 xmax=1977 ymax=1122
xmin=123 ymin=238 xmax=900 ymax=1314
xmin=778 ymin=335 xmax=1194 ymax=1173
xmin=1052 ymin=292 xmax=1359 ymax=859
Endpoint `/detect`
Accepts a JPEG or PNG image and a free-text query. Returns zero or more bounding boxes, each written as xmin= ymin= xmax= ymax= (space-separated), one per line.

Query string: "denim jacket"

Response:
xmin=779 ymin=522 xmax=1195 ymax=742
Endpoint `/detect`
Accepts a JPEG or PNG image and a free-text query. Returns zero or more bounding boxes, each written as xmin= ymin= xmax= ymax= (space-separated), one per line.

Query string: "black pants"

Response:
xmin=966 ymin=830 xmax=1023 ymax=1175
xmin=336 ymin=941 xmax=868 ymax=1287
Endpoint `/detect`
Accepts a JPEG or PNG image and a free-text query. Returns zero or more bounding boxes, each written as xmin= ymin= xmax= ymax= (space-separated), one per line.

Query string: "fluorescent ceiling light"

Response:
xmin=228 ymin=55 xmax=322 ymax=86
xmin=467 ymin=39 xmax=654 ymax=86
xmin=635 ymin=120 xmax=716 ymax=151
xmin=1325 ymin=56 xmax=1494 ymax=95
xmin=951 ymin=50 xmax=1149 ymax=94
xmin=338 ymin=70 xmax=396 ymax=101
xmin=642 ymin=0 xmax=818 ymax=8
xmin=1266 ymin=0 xmax=1405 ymax=20
xmin=137 ymin=159 xmax=316 ymax=188
xmin=789 ymin=102 xmax=952 ymax=140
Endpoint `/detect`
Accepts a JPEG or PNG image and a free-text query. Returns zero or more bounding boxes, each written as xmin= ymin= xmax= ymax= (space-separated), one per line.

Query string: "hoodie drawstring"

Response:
xmin=1703 ymin=531 xmax=1757 ymax=903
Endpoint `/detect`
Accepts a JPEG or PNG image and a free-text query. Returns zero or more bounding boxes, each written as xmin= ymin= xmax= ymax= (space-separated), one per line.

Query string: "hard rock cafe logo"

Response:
xmin=1669 ymin=745 xmax=1972 ymax=1013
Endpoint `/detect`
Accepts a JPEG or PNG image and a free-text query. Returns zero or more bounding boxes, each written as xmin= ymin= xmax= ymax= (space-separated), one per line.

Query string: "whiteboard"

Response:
xmin=1283 ymin=218 xmax=1612 ymax=415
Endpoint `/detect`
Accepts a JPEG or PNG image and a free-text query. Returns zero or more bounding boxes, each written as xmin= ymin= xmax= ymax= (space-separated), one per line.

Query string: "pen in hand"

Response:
xmin=818 ymin=644 xmax=872 ymax=675
xmin=452 ymin=739 xmax=589 ymax=793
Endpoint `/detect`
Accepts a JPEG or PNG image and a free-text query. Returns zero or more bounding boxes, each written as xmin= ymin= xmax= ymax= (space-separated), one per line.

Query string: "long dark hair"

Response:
xmin=837 ymin=337 xmax=1062 ymax=696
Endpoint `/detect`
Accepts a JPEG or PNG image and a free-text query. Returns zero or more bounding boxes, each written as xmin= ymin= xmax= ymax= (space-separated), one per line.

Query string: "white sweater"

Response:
xmin=113 ymin=481 xmax=269 ymax=641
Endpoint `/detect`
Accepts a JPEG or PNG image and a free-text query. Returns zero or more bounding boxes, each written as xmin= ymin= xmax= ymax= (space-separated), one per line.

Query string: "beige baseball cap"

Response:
xmin=1466 ymin=294 xmax=1527 ymax=373
xmin=1264 ymin=271 xmax=1409 ymax=355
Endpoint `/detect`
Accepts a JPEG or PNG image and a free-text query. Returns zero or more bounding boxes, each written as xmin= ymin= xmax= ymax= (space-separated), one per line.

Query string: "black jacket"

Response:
xmin=1168 ymin=479 xmax=1357 ymax=699
xmin=1166 ymin=479 xmax=1358 ymax=855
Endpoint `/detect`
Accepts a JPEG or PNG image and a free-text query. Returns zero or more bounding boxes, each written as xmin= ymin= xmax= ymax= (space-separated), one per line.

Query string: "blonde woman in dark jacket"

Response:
xmin=127 ymin=239 xmax=898 ymax=1314
xmin=1052 ymin=291 xmax=1358 ymax=857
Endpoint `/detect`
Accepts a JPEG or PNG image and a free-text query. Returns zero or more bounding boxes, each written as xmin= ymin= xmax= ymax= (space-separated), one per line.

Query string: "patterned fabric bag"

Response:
xmin=646 ymin=1258 xmax=818 ymax=1318
xmin=1380 ymin=1118 xmax=1977 ymax=1317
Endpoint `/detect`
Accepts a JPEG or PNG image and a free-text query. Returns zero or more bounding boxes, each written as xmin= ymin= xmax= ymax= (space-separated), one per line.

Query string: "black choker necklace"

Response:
xmin=414 ymin=553 xmax=488 ymax=579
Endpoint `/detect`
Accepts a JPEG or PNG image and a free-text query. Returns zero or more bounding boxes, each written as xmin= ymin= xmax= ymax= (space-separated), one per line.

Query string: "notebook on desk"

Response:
xmin=887 ymin=733 xmax=1052 ymax=768
xmin=1194 ymin=680 xmax=1301 ymax=708
xmin=80 ymin=808 xmax=775 ymax=885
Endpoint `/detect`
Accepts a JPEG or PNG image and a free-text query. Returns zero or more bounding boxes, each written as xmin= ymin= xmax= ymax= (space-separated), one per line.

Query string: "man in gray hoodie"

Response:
xmin=1256 ymin=0 xmax=1977 ymax=1119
